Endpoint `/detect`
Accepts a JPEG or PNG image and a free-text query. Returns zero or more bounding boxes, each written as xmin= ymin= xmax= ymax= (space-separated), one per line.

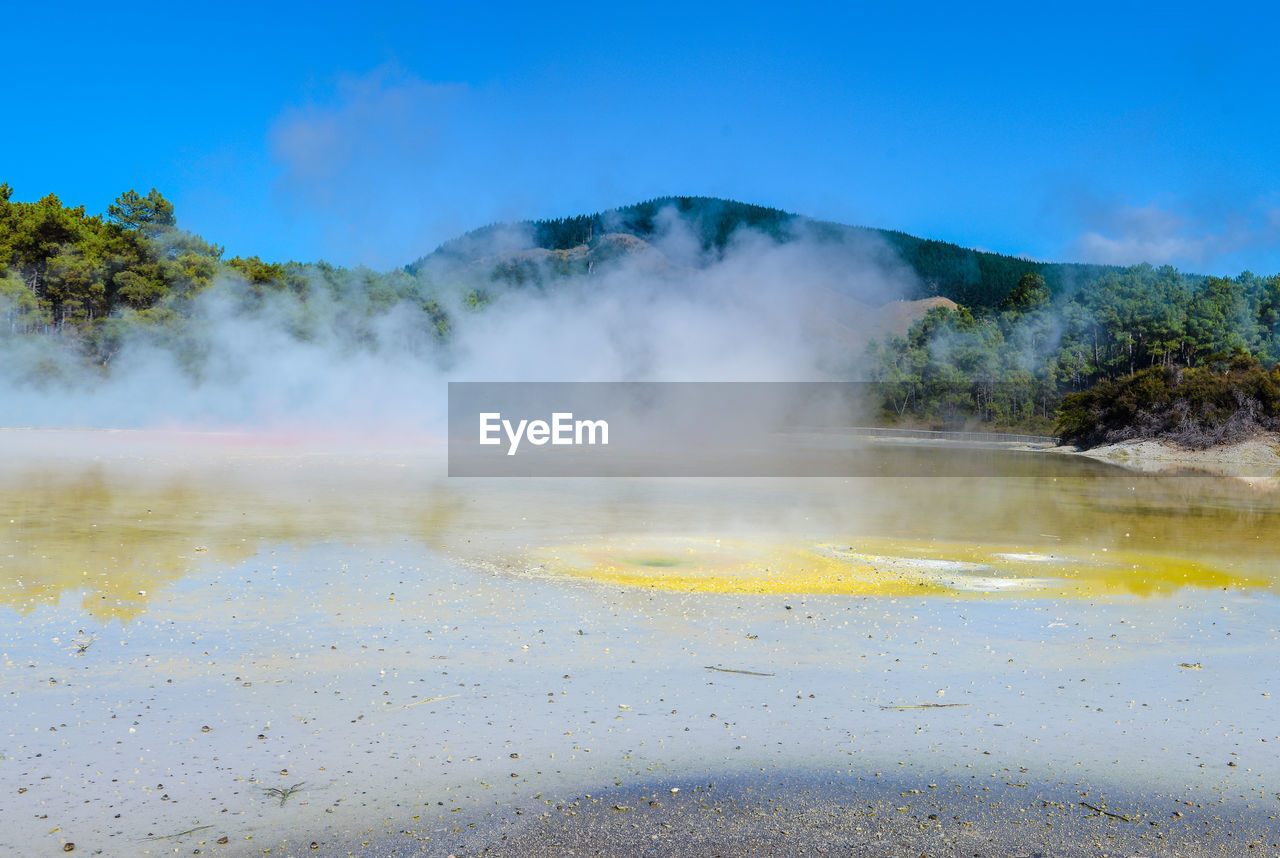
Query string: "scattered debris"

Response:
xmin=1079 ymin=801 xmax=1132 ymax=821
xmin=395 ymin=693 xmax=461 ymax=710
xmin=264 ymin=783 xmax=305 ymax=806
xmin=704 ymin=666 xmax=775 ymax=677
xmin=141 ymin=824 xmax=214 ymax=841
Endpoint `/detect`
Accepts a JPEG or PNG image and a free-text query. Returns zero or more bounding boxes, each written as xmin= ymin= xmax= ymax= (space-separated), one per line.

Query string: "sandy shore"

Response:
xmin=1053 ymin=433 xmax=1280 ymax=481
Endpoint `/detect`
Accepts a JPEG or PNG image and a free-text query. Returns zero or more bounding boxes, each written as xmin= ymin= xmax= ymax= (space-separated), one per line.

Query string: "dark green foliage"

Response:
xmin=869 ymin=259 xmax=1280 ymax=437
xmin=877 ymin=230 xmax=1116 ymax=308
xmin=1057 ymin=355 xmax=1280 ymax=449
xmin=413 ymin=196 xmax=1121 ymax=310
xmin=866 ymin=302 xmax=1061 ymax=434
xmin=225 ymin=255 xmax=288 ymax=285
xmin=0 ymin=186 xmax=228 ymax=334
xmin=523 ymin=197 xmax=794 ymax=254
xmin=529 ymin=214 xmax=596 ymax=250
xmin=0 ymin=185 xmax=460 ymax=374
xmin=107 ymin=189 xmax=175 ymax=238
xmin=1000 ymin=272 xmax=1050 ymax=313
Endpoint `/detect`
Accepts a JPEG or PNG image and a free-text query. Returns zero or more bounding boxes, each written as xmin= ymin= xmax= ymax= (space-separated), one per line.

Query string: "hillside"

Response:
xmin=7 ymin=185 xmax=1278 ymax=440
xmin=410 ymin=196 xmax=1121 ymax=310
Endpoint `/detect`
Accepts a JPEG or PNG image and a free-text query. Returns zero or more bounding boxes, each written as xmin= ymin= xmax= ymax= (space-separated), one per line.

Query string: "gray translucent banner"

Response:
xmin=447 ymin=382 xmax=1087 ymax=477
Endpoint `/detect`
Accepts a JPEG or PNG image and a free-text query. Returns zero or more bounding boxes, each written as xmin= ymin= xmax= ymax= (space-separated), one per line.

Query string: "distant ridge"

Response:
xmin=410 ymin=196 xmax=1122 ymax=309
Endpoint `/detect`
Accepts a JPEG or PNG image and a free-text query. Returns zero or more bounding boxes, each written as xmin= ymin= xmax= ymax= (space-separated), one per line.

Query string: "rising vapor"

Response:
xmin=0 ymin=206 xmax=920 ymax=432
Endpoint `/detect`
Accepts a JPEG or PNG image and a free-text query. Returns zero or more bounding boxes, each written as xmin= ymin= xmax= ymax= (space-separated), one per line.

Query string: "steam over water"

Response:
xmin=2 ymin=215 xmax=1278 ymax=855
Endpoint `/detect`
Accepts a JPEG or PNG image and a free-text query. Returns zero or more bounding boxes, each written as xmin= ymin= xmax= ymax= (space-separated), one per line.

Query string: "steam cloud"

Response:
xmin=0 ymin=210 xmax=919 ymax=433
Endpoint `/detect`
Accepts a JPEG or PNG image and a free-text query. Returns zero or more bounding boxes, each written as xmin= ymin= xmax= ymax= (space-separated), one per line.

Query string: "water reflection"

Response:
xmin=2 ymin=432 xmax=1278 ymax=854
xmin=2 ymin=431 xmax=1278 ymax=622
xmin=0 ymin=451 xmax=466 ymax=620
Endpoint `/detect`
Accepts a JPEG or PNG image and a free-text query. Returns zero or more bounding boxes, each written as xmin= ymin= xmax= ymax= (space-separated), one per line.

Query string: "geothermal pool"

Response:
xmin=1 ymin=431 xmax=1278 ymax=856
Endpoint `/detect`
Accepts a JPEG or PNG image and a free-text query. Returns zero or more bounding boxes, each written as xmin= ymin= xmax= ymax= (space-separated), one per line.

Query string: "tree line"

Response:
xmin=6 ymin=186 xmax=1278 ymax=446
xmin=866 ymin=266 xmax=1280 ymax=438
xmin=0 ymin=185 xmax=455 ymax=370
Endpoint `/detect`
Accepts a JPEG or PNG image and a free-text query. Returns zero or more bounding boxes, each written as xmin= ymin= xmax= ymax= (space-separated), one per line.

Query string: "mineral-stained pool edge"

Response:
xmin=1 ymin=431 xmax=1278 ymax=856
xmin=527 ymin=534 xmax=1258 ymax=598
xmin=6 ymin=547 xmax=1279 ymax=857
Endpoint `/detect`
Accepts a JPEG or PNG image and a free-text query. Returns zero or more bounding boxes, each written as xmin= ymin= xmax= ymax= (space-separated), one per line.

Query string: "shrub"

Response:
xmin=1056 ymin=356 xmax=1280 ymax=449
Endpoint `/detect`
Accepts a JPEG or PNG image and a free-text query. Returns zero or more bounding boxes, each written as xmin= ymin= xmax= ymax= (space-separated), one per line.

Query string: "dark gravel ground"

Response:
xmin=308 ymin=772 xmax=1280 ymax=858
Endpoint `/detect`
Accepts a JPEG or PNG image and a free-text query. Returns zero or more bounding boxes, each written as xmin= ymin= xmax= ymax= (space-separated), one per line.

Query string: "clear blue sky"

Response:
xmin=5 ymin=1 xmax=1278 ymax=274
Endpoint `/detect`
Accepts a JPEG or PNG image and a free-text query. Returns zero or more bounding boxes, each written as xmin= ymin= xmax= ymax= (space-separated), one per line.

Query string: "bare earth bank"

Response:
xmin=1054 ymin=432 xmax=1280 ymax=481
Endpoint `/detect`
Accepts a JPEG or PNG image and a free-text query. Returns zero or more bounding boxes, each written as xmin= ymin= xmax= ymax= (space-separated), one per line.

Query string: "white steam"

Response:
xmin=0 ymin=209 xmax=918 ymax=432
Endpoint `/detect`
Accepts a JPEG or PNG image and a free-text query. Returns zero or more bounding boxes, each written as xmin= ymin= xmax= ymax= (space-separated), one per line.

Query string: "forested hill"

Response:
xmin=411 ymin=196 xmax=1121 ymax=309
xmin=6 ymin=184 xmax=1277 ymax=444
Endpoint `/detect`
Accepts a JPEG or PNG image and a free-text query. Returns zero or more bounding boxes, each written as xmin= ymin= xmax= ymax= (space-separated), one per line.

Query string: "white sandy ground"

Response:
xmin=1 ymin=431 xmax=1278 ymax=856
xmin=4 ymin=545 xmax=1279 ymax=857
xmin=1055 ymin=433 xmax=1280 ymax=485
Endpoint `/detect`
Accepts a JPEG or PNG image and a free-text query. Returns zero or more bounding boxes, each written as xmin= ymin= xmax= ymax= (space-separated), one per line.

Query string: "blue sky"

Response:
xmin=5 ymin=1 xmax=1279 ymax=274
